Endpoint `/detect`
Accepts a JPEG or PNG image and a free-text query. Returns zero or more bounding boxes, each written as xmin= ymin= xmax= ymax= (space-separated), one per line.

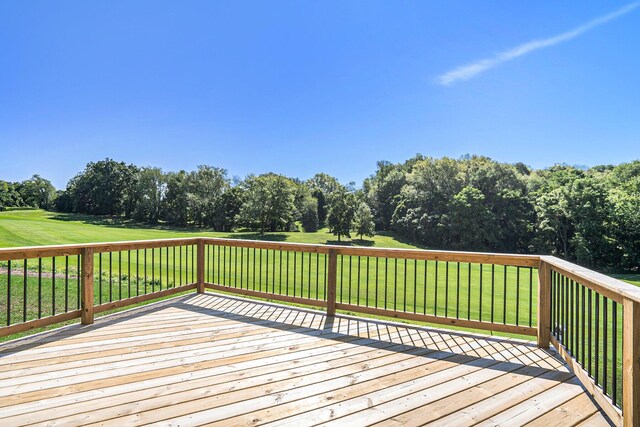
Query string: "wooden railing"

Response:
xmin=0 ymin=237 xmax=638 ymax=426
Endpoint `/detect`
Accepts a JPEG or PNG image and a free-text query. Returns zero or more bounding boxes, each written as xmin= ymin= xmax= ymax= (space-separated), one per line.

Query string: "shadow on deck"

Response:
xmin=0 ymin=293 xmax=612 ymax=426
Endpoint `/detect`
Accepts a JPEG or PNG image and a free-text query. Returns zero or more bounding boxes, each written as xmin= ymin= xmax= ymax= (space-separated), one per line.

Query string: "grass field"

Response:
xmin=0 ymin=209 xmax=418 ymax=248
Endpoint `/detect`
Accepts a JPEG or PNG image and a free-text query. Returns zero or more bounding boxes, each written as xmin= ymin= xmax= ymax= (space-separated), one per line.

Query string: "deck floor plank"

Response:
xmin=0 ymin=293 xmax=612 ymax=426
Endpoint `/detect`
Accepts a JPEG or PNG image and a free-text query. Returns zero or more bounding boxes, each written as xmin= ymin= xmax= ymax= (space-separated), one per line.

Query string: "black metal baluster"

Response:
xmin=179 ymin=245 xmax=183 ymax=286
xmin=384 ymin=258 xmax=388 ymax=310
xmin=218 ymin=245 xmax=222 ymax=284
xmin=6 ymin=260 xmax=10 ymax=326
xmin=339 ymin=254 xmax=343 ymax=303
xmin=298 ymin=250 xmax=302 ymax=297
xmin=241 ymin=247 xmax=245 ymax=290
xmin=307 ymin=252 xmax=311 ymax=299
xmin=150 ymin=249 xmax=153 ymax=294
xmin=581 ymin=285 xmax=586 ymax=367
xmin=587 ymin=289 xmax=593 ymax=372
xmin=278 ymin=251 xmax=282 ymax=295
xmin=223 ymin=246 xmax=227 ymax=286
xmin=413 ymin=259 xmax=418 ymax=313
xmin=52 ymin=257 xmax=56 ymax=315
xmin=456 ymin=262 xmax=460 ymax=319
xmin=394 ymin=258 xmax=398 ymax=311
xmin=575 ymin=281 xmax=580 ymax=361
xmin=424 ymin=260 xmax=428 ymax=315
xmin=270 ymin=249 xmax=275 ymax=294
xmin=324 ymin=254 xmax=328 ymax=299
xmin=77 ymin=254 xmax=81 ymax=309
xmin=564 ymin=276 xmax=569 ymax=347
xmin=65 ymin=256 xmax=69 ymax=312
xmin=603 ymin=297 xmax=608 ymax=396
xmin=285 ymin=251 xmax=289 ymax=295
xmin=551 ymin=271 xmax=556 ymax=335
xmin=348 ymin=256 xmax=353 ymax=304
xmin=479 ymin=264 xmax=483 ymax=322
xmin=529 ymin=268 xmax=533 ymax=327
xmin=570 ymin=280 xmax=575 ymax=357
xmin=315 ymin=253 xmax=319 ymax=299
xmin=366 ymin=257 xmax=370 ymax=307
xmin=375 ymin=257 xmax=379 ymax=308
xmin=292 ymin=252 xmax=297 ymax=297
xmin=502 ymin=265 xmax=507 ymax=324
xmin=23 ymin=259 xmax=27 ymax=322
xmin=516 ymin=267 xmax=520 ymax=325
xmin=136 ymin=250 xmax=139 ymax=296
xmin=403 ymin=258 xmax=406 ymax=312
xmin=612 ymin=300 xmax=617 ymax=405
xmin=118 ymin=251 xmax=122 ymax=299
xmin=357 ymin=256 xmax=362 ymax=306
xmin=444 ymin=261 xmax=449 ymax=317
xmin=434 ymin=261 xmax=439 ymax=316
xmin=595 ymin=293 xmax=600 ymax=384
xmin=127 ymin=251 xmax=131 ymax=297
xmin=38 ymin=258 xmax=42 ymax=318
xmin=490 ymin=264 xmax=495 ymax=324
xmin=143 ymin=249 xmax=147 ymax=295
xmin=234 ymin=246 xmax=238 ymax=288
xmin=467 ymin=263 xmax=471 ymax=321
xmin=173 ymin=246 xmax=177 ymax=287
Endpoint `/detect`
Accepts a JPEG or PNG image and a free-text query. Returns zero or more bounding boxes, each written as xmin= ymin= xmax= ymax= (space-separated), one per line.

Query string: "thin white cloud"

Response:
xmin=437 ymin=2 xmax=639 ymax=86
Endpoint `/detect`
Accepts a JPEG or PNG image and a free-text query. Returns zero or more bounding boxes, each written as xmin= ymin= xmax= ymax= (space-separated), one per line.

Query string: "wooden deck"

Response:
xmin=0 ymin=293 xmax=612 ymax=426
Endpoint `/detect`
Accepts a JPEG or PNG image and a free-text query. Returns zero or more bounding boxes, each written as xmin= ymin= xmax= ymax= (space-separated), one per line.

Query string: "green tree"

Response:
xmin=128 ymin=167 xmax=165 ymax=223
xmin=63 ymin=159 xmax=138 ymax=216
xmin=17 ymin=175 xmax=57 ymax=209
xmin=352 ymin=201 xmax=375 ymax=240
xmin=327 ymin=188 xmax=355 ymax=242
xmin=0 ymin=181 xmax=24 ymax=211
xmin=307 ymin=173 xmax=342 ymax=227
xmin=163 ymin=171 xmax=189 ymax=226
xmin=449 ymin=186 xmax=496 ymax=250
xmin=186 ymin=166 xmax=230 ymax=228
xmin=365 ymin=161 xmax=406 ymax=230
xmin=238 ymin=174 xmax=296 ymax=233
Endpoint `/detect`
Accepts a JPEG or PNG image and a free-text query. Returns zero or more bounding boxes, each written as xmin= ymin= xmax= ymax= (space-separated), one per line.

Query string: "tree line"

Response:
xmin=2 ymin=155 xmax=639 ymax=272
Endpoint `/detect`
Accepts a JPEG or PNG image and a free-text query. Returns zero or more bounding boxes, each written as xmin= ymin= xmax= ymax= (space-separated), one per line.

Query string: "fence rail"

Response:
xmin=0 ymin=237 xmax=638 ymax=426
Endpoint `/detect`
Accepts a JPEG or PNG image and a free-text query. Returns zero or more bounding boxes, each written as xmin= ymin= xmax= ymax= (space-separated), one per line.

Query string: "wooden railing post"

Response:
xmin=81 ymin=248 xmax=94 ymax=325
xmin=197 ymin=239 xmax=205 ymax=294
xmin=537 ymin=260 xmax=550 ymax=348
xmin=327 ymin=249 xmax=337 ymax=316
xmin=623 ymin=297 xmax=640 ymax=427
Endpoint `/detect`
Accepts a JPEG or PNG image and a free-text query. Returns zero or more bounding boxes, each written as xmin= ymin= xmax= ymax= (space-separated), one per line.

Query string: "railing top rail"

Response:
xmin=1 ymin=236 xmax=638 ymax=302
xmin=542 ymin=255 xmax=640 ymax=304
xmin=0 ymin=237 xmax=201 ymax=261
xmin=200 ymin=237 xmax=540 ymax=267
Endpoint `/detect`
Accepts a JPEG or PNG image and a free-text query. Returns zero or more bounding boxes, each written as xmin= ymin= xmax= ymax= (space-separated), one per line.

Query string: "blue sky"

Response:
xmin=1 ymin=1 xmax=639 ymax=189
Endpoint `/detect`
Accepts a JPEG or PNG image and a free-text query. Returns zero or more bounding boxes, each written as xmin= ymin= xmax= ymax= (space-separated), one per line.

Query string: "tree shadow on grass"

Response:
xmin=49 ymin=213 xmax=203 ymax=233
xmin=374 ymin=231 xmax=429 ymax=249
xmin=325 ymin=239 xmax=375 ymax=247
xmin=223 ymin=233 xmax=288 ymax=242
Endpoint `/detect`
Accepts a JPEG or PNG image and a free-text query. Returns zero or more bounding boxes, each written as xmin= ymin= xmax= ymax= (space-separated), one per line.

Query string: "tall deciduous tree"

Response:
xmin=238 ymin=174 xmax=296 ymax=233
xmin=327 ymin=188 xmax=355 ymax=242
xmin=352 ymin=201 xmax=375 ymax=240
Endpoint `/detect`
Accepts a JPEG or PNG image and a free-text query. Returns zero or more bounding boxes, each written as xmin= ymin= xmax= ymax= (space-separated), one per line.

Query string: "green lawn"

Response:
xmin=0 ymin=209 xmax=417 ymax=248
